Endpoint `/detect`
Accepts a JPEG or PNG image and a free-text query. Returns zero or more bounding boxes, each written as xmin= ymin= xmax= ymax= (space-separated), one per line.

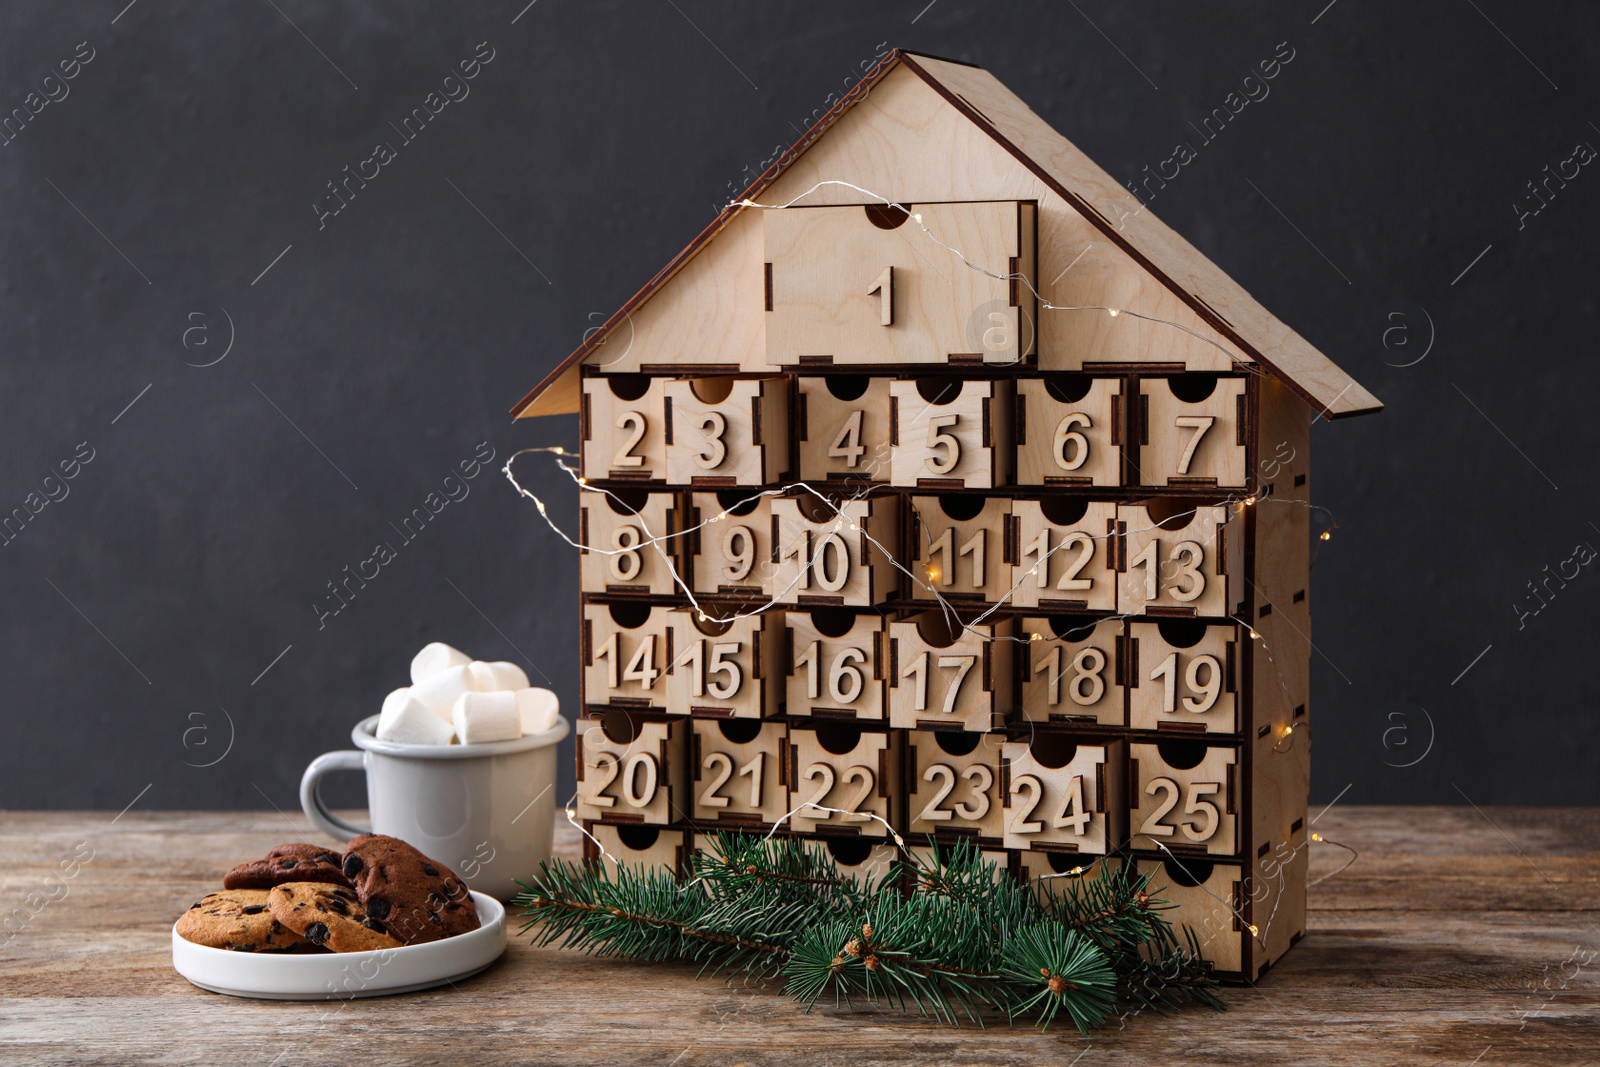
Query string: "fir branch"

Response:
xmin=516 ymin=832 xmax=1226 ymax=1032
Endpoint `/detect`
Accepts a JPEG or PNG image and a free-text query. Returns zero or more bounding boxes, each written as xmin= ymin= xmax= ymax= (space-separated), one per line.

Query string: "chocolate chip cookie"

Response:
xmin=267 ymin=881 xmax=404 ymax=953
xmin=340 ymin=834 xmax=480 ymax=946
xmin=223 ymin=843 xmax=351 ymax=890
xmin=176 ymin=889 xmax=318 ymax=952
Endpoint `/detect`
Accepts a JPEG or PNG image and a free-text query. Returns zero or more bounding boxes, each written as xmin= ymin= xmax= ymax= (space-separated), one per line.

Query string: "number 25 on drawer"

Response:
xmin=1129 ymin=741 xmax=1237 ymax=856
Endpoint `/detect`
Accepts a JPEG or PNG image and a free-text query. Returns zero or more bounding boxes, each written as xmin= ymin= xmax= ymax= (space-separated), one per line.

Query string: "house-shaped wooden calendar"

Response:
xmin=512 ymin=49 xmax=1381 ymax=982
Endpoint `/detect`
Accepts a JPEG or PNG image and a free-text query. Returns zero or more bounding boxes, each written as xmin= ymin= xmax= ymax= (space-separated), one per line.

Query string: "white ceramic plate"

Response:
xmin=172 ymin=891 xmax=507 ymax=1000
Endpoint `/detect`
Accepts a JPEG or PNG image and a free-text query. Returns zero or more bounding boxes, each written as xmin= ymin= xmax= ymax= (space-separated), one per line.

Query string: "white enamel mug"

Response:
xmin=300 ymin=714 xmax=570 ymax=900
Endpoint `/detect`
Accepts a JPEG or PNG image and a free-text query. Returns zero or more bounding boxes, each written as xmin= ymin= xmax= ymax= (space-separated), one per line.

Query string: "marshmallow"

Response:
xmin=515 ymin=687 xmax=561 ymax=735
xmin=411 ymin=663 xmax=478 ymax=721
xmin=465 ymin=660 xmax=504 ymax=692
xmin=410 ymin=642 xmax=471 ymax=685
xmin=477 ymin=660 xmax=531 ymax=692
xmin=376 ymin=688 xmax=455 ymax=745
xmin=451 ymin=691 xmax=523 ymax=745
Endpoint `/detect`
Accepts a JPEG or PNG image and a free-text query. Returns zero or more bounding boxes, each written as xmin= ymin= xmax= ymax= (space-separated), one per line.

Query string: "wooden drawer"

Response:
xmin=909 ymin=842 xmax=1012 ymax=886
xmin=582 ymin=602 xmax=673 ymax=714
xmin=1001 ymin=736 xmax=1125 ymax=854
xmin=906 ymin=729 xmax=1004 ymax=844
xmin=1019 ymin=617 xmax=1126 ymax=727
xmin=888 ymin=612 xmax=1015 ymax=733
xmin=889 ymin=379 xmax=1013 ymax=489
xmin=1118 ymin=855 xmax=1247 ymax=975
xmin=579 ymin=489 xmax=682 ymax=598
xmin=663 ymin=376 xmax=790 ymax=486
xmin=1127 ymin=620 xmax=1241 ymax=734
xmin=1009 ymin=499 xmax=1119 ymax=612
xmin=765 ymin=200 xmax=1038 ymax=367
xmin=795 ymin=375 xmax=893 ymax=483
xmin=1015 ymin=850 xmax=1111 ymax=903
xmin=583 ymin=822 xmax=687 ymax=879
xmin=574 ymin=713 xmax=689 ymax=826
xmin=787 ymin=724 xmax=902 ymax=838
xmin=817 ymin=836 xmax=899 ymax=882
xmin=581 ymin=375 xmax=667 ymax=483
xmin=1015 ymin=376 xmax=1123 ymax=487
xmin=1115 ymin=500 xmax=1244 ymax=618
xmin=1137 ymin=375 xmax=1249 ymax=489
xmin=1128 ymin=740 xmax=1239 ymax=857
xmin=685 ymin=490 xmax=773 ymax=600
xmin=690 ymin=718 xmax=789 ymax=827
xmin=666 ymin=608 xmax=784 ymax=719
xmin=785 ymin=608 xmax=887 ymax=721
xmin=771 ymin=493 xmax=900 ymax=607
xmin=908 ymin=495 xmax=1014 ymax=605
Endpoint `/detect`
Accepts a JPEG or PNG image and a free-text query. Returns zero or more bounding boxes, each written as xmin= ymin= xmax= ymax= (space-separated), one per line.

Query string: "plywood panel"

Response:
xmin=1010 ymin=498 xmax=1118 ymax=612
xmin=1018 ymin=616 xmax=1125 ymax=727
xmin=663 ymin=376 xmax=790 ymax=486
xmin=890 ymin=378 xmax=1012 ymax=488
xmin=1015 ymin=376 xmax=1123 ymax=487
xmin=795 ymin=375 xmax=894 ymax=482
xmin=887 ymin=612 xmax=1015 ymax=732
xmin=766 ymin=200 xmax=1036 ymax=366
xmin=907 ymin=494 xmax=1014 ymax=605
xmin=1001 ymin=736 xmax=1125 ymax=853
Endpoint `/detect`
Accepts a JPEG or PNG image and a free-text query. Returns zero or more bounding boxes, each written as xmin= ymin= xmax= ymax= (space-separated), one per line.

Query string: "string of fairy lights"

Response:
xmin=518 ymin=175 xmax=1356 ymax=936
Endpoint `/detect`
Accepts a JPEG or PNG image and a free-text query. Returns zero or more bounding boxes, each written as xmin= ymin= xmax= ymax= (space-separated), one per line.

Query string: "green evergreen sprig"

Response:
xmin=514 ymin=832 xmax=1225 ymax=1032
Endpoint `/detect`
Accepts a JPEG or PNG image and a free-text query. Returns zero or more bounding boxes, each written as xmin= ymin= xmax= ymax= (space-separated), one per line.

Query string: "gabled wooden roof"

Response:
xmin=513 ymin=49 xmax=1380 ymax=421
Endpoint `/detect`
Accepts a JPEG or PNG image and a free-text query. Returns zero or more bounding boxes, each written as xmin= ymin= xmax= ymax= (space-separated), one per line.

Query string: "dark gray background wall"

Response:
xmin=2 ymin=1 xmax=1595 ymax=813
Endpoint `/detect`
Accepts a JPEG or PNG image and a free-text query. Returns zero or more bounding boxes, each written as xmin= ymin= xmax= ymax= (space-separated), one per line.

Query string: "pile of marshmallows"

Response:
xmin=375 ymin=642 xmax=562 ymax=746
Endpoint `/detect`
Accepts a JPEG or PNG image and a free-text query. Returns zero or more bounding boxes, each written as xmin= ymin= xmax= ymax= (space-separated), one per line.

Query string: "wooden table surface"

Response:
xmin=1 ymin=806 xmax=1596 ymax=1066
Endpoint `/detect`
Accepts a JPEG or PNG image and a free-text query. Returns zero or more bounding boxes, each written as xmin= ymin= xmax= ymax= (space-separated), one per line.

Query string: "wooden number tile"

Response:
xmin=1137 ymin=375 xmax=1250 ymax=489
xmin=1116 ymin=500 xmax=1244 ymax=619
xmin=889 ymin=379 xmax=1014 ymax=489
xmin=1015 ymin=376 xmax=1122 ymax=487
xmin=666 ymin=608 xmax=784 ymax=719
xmin=663 ymin=376 xmax=790 ymax=486
xmin=1016 ymin=851 xmax=1112 ymax=904
xmin=1019 ymin=617 xmax=1126 ymax=727
xmin=1001 ymin=736 xmax=1126 ymax=854
xmin=583 ymin=602 xmax=674 ymax=713
xmin=818 ymin=836 xmax=899 ymax=882
xmin=764 ymin=200 xmax=1038 ymax=367
xmin=579 ymin=489 xmax=682 ymax=598
xmin=575 ymin=712 xmax=689 ymax=826
xmin=785 ymin=608 xmax=886 ymax=721
xmin=888 ymin=612 xmax=1015 ymax=733
xmin=1128 ymin=740 xmax=1238 ymax=857
xmin=907 ymin=729 xmax=1004 ymax=843
xmin=796 ymin=375 xmax=893 ymax=482
xmin=583 ymin=822 xmax=687 ymax=880
xmin=771 ymin=493 xmax=900 ymax=607
xmin=686 ymin=491 xmax=773 ymax=600
xmin=1127 ymin=620 xmax=1241 ymax=734
xmin=787 ymin=724 xmax=902 ymax=837
xmin=1118 ymin=856 xmax=1248 ymax=977
xmin=690 ymin=718 xmax=788 ymax=826
xmin=1009 ymin=499 xmax=1118 ymax=612
xmin=908 ymin=495 xmax=1014 ymax=606
xmin=909 ymin=842 xmax=1012 ymax=886
xmin=581 ymin=374 xmax=667 ymax=482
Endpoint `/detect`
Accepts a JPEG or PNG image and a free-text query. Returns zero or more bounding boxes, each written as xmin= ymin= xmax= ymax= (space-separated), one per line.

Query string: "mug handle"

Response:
xmin=299 ymin=750 xmax=370 ymax=840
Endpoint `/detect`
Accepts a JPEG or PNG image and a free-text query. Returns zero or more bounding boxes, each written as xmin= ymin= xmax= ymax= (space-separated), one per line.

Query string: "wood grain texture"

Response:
xmin=0 ymin=808 xmax=1596 ymax=1065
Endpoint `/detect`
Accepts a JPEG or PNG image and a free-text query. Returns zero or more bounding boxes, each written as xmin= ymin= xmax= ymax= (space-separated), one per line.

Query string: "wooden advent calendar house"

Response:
xmin=511 ymin=50 xmax=1381 ymax=982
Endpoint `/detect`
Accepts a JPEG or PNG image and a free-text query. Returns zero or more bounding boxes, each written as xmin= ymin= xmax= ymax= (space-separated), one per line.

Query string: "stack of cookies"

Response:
xmin=175 ymin=834 xmax=480 ymax=953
